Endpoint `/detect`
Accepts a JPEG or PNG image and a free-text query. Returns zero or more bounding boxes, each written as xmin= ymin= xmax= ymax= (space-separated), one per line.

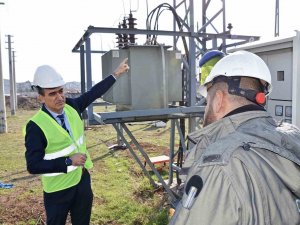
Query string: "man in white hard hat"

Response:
xmin=24 ymin=59 xmax=129 ymax=225
xmin=170 ymin=51 xmax=300 ymax=224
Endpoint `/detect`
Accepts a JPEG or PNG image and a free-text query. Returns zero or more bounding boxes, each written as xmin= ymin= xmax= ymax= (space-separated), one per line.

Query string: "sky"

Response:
xmin=0 ymin=0 xmax=300 ymax=83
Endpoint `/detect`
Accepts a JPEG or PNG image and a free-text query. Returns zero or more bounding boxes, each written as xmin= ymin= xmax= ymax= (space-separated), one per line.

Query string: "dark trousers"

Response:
xmin=44 ymin=170 xmax=93 ymax=225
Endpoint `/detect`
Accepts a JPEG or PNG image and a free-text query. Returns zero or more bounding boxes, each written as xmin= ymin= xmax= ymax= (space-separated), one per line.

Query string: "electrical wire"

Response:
xmin=129 ymin=0 xmax=139 ymax=12
xmin=146 ymin=0 xmax=149 ymax=17
xmin=145 ymin=0 xmax=150 ymax=35
xmin=145 ymin=3 xmax=189 ymax=60
xmin=122 ymin=0 xmax=126 ymax=15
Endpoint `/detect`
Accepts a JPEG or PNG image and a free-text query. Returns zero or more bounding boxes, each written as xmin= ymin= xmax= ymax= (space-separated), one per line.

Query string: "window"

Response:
xmin=277 ymin=71 xmax=284 ymax=81
xmin=275 ymin=105 xmax=283 ymax=116
xmin=285 ymin=106 xmax=292 ymax=117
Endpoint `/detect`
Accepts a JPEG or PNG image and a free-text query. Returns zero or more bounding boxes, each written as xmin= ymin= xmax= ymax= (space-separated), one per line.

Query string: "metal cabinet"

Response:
xmin=102 ymin=45 xmax=182 ymax=110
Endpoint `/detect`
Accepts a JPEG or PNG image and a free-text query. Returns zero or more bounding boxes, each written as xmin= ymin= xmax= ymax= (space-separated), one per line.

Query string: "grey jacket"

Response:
xmin=170 ymin=110 xmax=300 ymax=225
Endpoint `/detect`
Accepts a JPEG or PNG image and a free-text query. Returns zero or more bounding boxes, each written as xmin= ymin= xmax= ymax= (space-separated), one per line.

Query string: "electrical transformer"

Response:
xmin=102 ymin=45 xmax=182 ymax=110
xmin=228 ymin=31 xmax=300 ymax=128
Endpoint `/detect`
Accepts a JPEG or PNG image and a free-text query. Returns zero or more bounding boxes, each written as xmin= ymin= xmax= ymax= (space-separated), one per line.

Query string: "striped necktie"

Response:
xmin=57 ymin=114 xmax=69 ymax=134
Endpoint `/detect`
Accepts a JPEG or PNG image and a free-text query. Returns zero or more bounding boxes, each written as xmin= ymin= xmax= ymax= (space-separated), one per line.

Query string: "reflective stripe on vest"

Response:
xmin=43 ymin=166 xmax=78 ymax=177
xmin=43 ymin=135 xmax=84 ymax=160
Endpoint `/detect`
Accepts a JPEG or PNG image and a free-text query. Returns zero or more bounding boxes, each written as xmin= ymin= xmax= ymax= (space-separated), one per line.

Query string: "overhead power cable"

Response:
xmin=145 ymin=3 xmax=189 ymax=60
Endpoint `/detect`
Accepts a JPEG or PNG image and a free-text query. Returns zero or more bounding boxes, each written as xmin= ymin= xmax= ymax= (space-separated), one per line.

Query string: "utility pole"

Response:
xmin=6 ymin=34 xmax=16 ymax=115
xmin=275 ymin=0 xmax=279 ymax=37
xmin=12 ymin=50 xmax=17 ymax=109
xmin=0 ymin=1 xmax=7 ymax=133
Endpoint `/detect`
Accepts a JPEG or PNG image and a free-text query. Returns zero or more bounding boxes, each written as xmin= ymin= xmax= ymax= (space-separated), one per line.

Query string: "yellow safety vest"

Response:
xmin=28 ymin=104 xmax=93 ymax=193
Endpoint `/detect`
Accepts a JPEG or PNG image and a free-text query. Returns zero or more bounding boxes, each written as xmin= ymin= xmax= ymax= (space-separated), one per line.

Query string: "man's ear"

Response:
xmin=212 ymin=90 xmax=224 ymax=113
xmin=38 ymin=95 xmax=45 ymax=103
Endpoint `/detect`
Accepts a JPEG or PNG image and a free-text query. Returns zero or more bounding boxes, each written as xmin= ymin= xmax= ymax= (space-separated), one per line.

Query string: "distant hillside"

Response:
xmin=3 ymin=79 xmax=81 ymax=95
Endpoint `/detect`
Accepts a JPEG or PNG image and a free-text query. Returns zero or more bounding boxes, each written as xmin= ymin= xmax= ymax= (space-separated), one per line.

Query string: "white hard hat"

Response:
xmin=32 ymin=65 xmax=65 ymax=88
xmin=200 ymin=50 xmax=272 ymax=97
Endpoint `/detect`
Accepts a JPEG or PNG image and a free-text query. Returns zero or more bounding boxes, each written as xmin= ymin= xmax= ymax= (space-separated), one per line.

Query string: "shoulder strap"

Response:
xmin=198 ymin=130 xmax=300 ymax=167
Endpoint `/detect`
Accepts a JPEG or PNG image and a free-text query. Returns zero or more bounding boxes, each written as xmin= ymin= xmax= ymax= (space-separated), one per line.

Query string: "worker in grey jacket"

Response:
xmin=170 ymin=50 xmax=300 ymax=225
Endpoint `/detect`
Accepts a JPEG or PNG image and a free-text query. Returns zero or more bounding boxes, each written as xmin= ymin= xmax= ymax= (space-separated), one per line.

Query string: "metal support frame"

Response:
xmin=187 ymin=0 xmax=197 ymax=132
xmin=85 ymin=38 xmax=93 ymax=122
xmin=93 ymin=106 xmax=205 ymax=206
xmin=72 ymin=27 xmax=258 ymax=53
xmin=93 ymin=106 xmax=205 ymax=124
xmin=168 ymin=119 xmax=187 ymax=185
xmin=80 ymin=45 xmax=86 ymax=95
xmin=172 ymin=0 xmax=233 ymax=132
xmin=114 ymin=123 xmax=179 ymax=204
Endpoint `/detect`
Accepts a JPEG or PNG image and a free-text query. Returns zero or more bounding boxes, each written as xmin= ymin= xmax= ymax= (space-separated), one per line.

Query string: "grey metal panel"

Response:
xmin=102 ymin=45 xmax=182 ymax=110
xmin=130 ymin=46 xmax=167 ymax=109
xmin=165 ymin=50 xmax=182 ymax=101
xmin=102 ymin=49 xmax=131 ymax=104
xmin=101 ymin=50 xmax=113 ymax=102
xmin=257 ymin=49 xmax=293 ymax=101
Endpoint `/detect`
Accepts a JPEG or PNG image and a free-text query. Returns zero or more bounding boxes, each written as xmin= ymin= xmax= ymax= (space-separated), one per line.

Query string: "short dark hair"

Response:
xmin=31 ymin=86 xmax=45 ymax=96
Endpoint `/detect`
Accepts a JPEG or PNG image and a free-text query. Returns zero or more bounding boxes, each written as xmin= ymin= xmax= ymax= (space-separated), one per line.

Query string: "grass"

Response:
xmin=0 ymin=106 xmax=180 ymax=225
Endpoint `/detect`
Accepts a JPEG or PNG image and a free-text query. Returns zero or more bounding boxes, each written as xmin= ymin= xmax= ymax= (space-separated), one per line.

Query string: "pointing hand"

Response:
xmin=113 ymin=58 xmax=130 ymax=78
